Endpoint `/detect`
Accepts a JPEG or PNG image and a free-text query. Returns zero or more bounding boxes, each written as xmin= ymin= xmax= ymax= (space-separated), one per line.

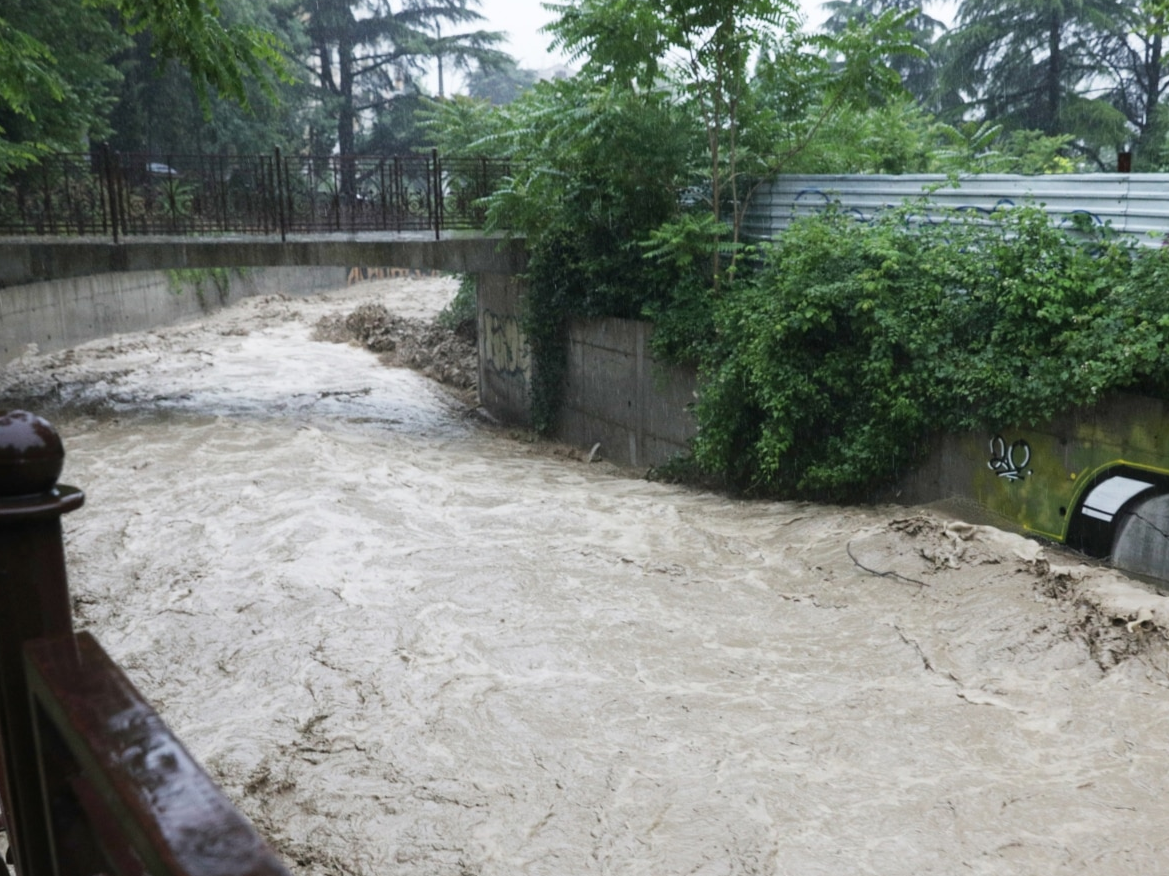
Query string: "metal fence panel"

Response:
xmin=0 ymin=150 xmax=516 ymax=239
xmin=742 ymin=174 xmax=1169 ymax=245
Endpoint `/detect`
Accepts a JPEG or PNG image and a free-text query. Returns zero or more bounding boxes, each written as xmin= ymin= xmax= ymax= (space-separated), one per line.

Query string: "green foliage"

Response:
xmin=0 ymin=16 xmax=65 ymax=120
xmin=780 ymin=97 xmax=938 ymax=173
xmin=464 ymin=56 xmax=538 ymax=105
xmin=107 ymin=0 xmax=306 ymax=155
xmin=693 ymin=204 xmax=1169 ymax=500
xmin=166 ymin=267 xmax=243 ymax=309
xmin=545 ymin=0 xmax=915 ymax=281
xmin=437 ymin=273 xmax=477 ymax=331
xmin=820 ymin=0 xmax=945 ymax=108
xmin=298 ymin=0 xmax=505 ymax=157
xmin=0 ymin=0 xmax=291 ymax=165
xmin=430 ymin=78 xmax=702 ymax=430
xmin=934 ymin=0 xmax=1169 ymax=169
xmin=416 ymin=93 xmax=510 ymax=155
xmin=992 ymin=129 xmax=1079 ymax=173
xmin=357 ymin=93 xmax=432 ymax=154
xmin=108 ymin=0 xmax=291 ymax=113
xmin=0 ymin=0 xmax=126 ymax=167
xmin=420 ymin=0 xmax=924 ymax=432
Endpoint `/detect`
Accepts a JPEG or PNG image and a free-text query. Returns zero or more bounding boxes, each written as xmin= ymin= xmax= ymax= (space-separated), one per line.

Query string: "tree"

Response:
xmin=820 ymin=0 xmax=946 ymax=107
xmin=298 ymin=0 xmax=506 ymax=161
xmin=465 ymin=57 xmax=539 ymax=105
xmin=939 ymin=0 xmax=1129 ymax=161
xmin=426 ymin=77 xmax=698 ymax=429
xmin=106 ymin=0 xmax=309 ymax=156
xmin=545 ymin=0 xmax=919 ymax=284
xmin=1091 ymin=2 xmax=1169 ymax=168
xmin=0 ymin=0 xmax=288 ymax=169
xmin=546 ymin=0 xmax=797 ymax=273
xmin=0 ymin=0 xmax=125 ymax=167
xmin=420 ymin=1 xmax=920 ymax=433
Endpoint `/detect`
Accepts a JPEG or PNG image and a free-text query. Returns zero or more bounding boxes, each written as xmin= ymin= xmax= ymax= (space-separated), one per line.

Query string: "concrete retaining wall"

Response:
xmin=561 ymin=318 xmax=696 ymax=468
xmin=0 ymin=267 xmax=343 ymax=363
xmin=0 ymin=235 xmax=528 ymax=288
xmin=475 ymin=275 xmax=697 ymax=467
xmin=477 ymin=273 xmax=532 ymax=427
xmin=895 ymin=394 xmax=1169 ymax=583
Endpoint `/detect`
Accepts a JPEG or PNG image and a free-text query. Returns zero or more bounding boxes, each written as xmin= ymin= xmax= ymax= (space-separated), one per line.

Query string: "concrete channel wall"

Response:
xmin=561 ymin=318 xmax=696 ymax=468
xmin=898 ymin=394 xmax=1169 ymax=583
xmin=0 ymin=267 xmax=343 ymax=364
xmin=476 ymin=273 xmax=532 ymax=427
xmin=476 ymin=273 xmax=697 ymax=467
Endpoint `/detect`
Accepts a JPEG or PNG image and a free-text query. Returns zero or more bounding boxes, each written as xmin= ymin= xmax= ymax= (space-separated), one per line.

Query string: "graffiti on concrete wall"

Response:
xmin=988 ymin=435 xmax=1032 ymax=481
xmin=482 ymin=309 xmax=529 ymax=379
xmin=347 ymin=267 xmax=444 ymax=285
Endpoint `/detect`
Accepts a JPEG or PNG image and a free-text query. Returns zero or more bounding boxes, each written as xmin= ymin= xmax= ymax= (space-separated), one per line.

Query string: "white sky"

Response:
xmin=473 ymin=0 xmax=960 ymax=73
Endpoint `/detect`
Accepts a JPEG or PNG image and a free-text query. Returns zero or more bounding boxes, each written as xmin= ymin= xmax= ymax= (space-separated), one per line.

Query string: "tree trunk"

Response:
xmin=1137 ymin=24 xmax=1164 ymax=162
xmin=337 ymin=29 xmax=357 ymax=195
xmin=1047 ymin=11 xmax=1062 ymax=135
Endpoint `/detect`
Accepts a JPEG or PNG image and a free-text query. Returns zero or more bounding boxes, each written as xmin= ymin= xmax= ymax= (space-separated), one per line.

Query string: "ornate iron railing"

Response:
xmin=0 ymin=148 xmax=515 ymax=241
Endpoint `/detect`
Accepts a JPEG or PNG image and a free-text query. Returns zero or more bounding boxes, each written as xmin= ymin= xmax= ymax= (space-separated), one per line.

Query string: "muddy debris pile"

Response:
xmin=314 ymin=303 xmax=477 ymax=394
xmin=852 ymin=514 xmax=1169 ymax=672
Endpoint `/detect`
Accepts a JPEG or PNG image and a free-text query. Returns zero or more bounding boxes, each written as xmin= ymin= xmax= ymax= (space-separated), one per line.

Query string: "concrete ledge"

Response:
xmin=0 ymin=234 xmax=527 ymax=287
xmin=1 ymin=266 xmax=343 ymax=363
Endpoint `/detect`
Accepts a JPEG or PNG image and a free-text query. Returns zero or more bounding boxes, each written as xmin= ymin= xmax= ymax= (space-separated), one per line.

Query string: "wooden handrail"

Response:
xmin=25 ymin=632 xmax=291 ymax=876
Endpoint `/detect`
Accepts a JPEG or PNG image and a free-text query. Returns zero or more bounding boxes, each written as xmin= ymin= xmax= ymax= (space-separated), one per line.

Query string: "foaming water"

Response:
xmin=9 ymin=283 xmax=1169 ymax=876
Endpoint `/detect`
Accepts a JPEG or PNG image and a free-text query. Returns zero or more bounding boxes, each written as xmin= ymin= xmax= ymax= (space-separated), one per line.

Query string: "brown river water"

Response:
xmin=3 ymin=278 xmax=1169 ymax=875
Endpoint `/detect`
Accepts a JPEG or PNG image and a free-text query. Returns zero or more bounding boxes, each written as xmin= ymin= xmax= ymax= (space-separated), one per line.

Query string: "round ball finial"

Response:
xmin=0 ymin=410 xmax=66 ymax=497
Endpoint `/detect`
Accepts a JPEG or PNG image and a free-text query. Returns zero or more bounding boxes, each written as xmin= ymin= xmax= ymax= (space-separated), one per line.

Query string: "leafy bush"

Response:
xmin=437 ymin=274 xmax=477 ymax=333
xmin=692 ymin=203 xmax=1169 ymax=500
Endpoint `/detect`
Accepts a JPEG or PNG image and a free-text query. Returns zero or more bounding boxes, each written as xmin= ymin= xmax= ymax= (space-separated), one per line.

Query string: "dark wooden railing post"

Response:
xmin=0 ymin=411 xmax=85 ymax=876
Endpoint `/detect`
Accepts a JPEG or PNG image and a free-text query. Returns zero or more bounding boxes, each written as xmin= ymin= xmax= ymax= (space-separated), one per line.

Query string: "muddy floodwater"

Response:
xmin=4 ymin=278 xmax=1169 ymax=875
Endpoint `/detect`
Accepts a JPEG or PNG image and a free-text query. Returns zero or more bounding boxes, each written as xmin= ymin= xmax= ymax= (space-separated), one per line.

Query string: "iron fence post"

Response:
xmin=393 ymin=156 xmax=402 ymax=233
xmin=432 ymin=148 xmax=442 ymax=240
xmin=379 ymin=159 xmax=387 ymax=231
xmin=263 ymin=155 xmax=275 ymax=236
xmin=111 ymin=151 xmax=126 ymax=241
xmin=275 ymin=147 xmax=287 ymax=243
xmin=39 ymin=162 xmax=51 ymax=236
xmin=0 ymin=412 xmax=84 ymax=876
xmin=98 ymin=145 xmax=112 ymax=240
xmin=166 ymin=153 xmax=178 ymax=234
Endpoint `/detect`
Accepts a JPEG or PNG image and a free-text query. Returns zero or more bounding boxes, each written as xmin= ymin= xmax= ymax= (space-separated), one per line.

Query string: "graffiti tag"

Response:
xmin=988 ymin=436 xmax=1032 ymax=481
xmin=483 ymin=310 xmax=530 ymax=378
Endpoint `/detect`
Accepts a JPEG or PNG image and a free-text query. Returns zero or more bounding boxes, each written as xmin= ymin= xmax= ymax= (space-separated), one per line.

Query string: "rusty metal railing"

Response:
xmin=0 ymin=411 xmax=291 ymax=876
xmin=0 ymin=147 xmax=516 ymax=242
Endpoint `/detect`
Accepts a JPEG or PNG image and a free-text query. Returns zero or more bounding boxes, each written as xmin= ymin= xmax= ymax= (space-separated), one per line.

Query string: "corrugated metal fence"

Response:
xmin=742 ymin=174 xmax=1169 ymax=245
